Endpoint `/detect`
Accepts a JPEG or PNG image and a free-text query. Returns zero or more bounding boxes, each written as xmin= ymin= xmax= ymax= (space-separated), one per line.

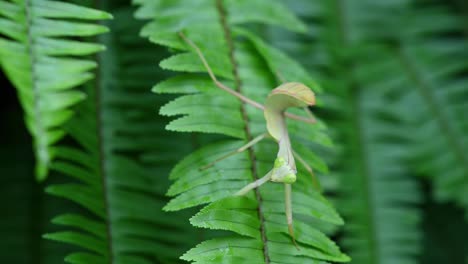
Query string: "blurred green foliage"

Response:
xmin=1 ymin=0 xmax=467 ymax=263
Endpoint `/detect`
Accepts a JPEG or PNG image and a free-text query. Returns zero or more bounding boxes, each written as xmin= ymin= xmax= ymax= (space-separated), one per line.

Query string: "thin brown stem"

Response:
xmin=215 ymin=0 xmax=270 ymax=261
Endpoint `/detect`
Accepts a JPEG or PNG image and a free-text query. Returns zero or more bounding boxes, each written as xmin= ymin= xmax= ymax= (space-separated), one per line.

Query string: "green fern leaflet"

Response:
xmin=136 ymin=0 xmax=349 ymax=263
xmin=0 ymin=0 xmax=111 ymax=180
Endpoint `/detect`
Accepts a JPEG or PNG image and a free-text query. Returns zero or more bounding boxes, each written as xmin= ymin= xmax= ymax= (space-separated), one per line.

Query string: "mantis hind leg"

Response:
xmin=178 ymin=32 xmax=263 ymax=110
xmin=178 ymin=32 xmax=316 ymax=124
xmin=285 ymin=183 xmax=300 ymax=250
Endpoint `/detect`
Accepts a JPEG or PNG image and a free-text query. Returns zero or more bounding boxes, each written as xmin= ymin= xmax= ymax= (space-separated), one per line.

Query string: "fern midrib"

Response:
xmin=95 ymin=10 xmax=113 ymax=263
xmin=215 ymin=0 xmax=270 ymax=263
xmin=350 ymin=87 xmax=380 ymax=264
xmin=334 ymin=0 xmax=379 ymax=263
xmin=396 ymin=46 xmax=468 ymax=177
xmin=24 ymin=0 xmax=47 ymax=172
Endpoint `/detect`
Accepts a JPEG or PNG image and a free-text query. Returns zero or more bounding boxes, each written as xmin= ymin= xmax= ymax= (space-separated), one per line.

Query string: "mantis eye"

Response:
xmin=271 ymin=157 xmax=297 ymax=184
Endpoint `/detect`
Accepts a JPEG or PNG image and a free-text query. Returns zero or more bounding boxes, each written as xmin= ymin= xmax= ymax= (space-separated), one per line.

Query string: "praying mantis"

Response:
xmin=179 ymin=32 xmax=319 ymax=247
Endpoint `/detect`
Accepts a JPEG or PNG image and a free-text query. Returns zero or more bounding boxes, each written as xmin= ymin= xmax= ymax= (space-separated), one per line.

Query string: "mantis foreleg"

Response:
xmin=200 ymin=133 xmax=268 ymax=170
xmin=235 ymin=170 xmax=273 ymax=196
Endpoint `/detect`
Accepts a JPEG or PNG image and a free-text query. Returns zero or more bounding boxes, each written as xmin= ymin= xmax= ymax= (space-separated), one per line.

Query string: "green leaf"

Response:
xmin=226 ymin=0 xmax=307 ymax=33
xmin=43 ymin=7 xmax=200 ymax=263
xmin=0 ymin=0 xmax=111 ymax=180
xmin=266 ymin=1 xmax=428 ymax=263
xmin=136 ymin=0 xmax=348 ymax=262
xmin=160 ymin=52 xmax=234 ymax=80
xmin=44 ymin=231 xmax=106 ymax=255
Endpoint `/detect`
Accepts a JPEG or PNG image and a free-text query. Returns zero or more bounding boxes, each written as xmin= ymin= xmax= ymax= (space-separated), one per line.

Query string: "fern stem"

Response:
xmin=396 ymin=46 xmax=468 ymax=176
xmin=24 ymin=0 xmax=47 ymax=178
xmin=334 ymin=0 xmax=379 ymax=262
xmin=215 ymin=0 xmax=270 ymax=262
xmin=95 ymin=1 xmax=113 ymax=261
xmin=350 ymin=88 xmax=380 ymax=263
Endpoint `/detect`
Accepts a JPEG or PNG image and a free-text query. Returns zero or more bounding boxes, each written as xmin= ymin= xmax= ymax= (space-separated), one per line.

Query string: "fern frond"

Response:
xmin=339 ymin=1 xmax=468 ymax=219
xmin=44 ymin=7 xmax=198 ymax=263
xmin=396 ymin=42 xmax=468 ymax=212
xmin=0 ymin=0 xmax=112 ymax=180
xmin=335 ymin=85 xmax=423 ymax=264
xmin=267 ymin=1 xmax=425 ymax=263
xmin=390 ymin=2 xmax=468 ymax=218
xmin=0 ymin=104 xmax=75 ymax=263
xmin=137 ymin=0 xmax=348 ymax=262
xmin=325 ymin=47 xmax=424 ymax=264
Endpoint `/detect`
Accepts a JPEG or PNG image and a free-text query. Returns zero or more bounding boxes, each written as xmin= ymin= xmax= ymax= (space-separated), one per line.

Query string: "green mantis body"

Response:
xmin=179 ymin=32 xmax=318 ymax=247
xmin=235 ymin=82 xmax=316 ymax=246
